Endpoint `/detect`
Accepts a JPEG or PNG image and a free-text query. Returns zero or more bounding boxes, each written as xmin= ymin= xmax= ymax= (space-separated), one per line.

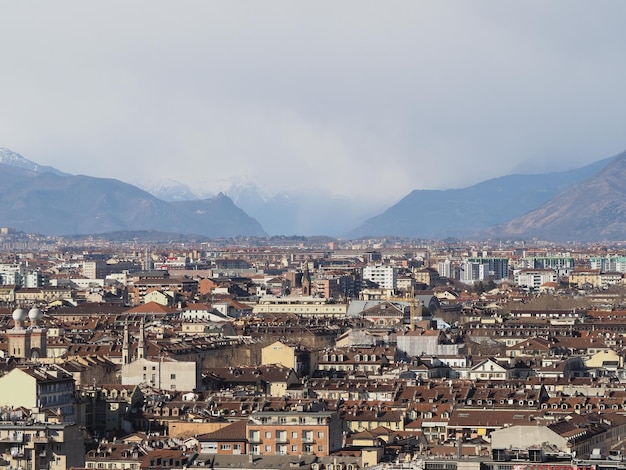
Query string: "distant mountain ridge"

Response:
xmin=138 ymin=178 xmax=382 ymax=236
xmin=0 ymin=149 xmax=266 ymax=237
xmin=347 ymin=154 xmax=618 ymax=239
xmin=491 ymin=150 xmax=626 ymax=241
xmin=4 ymin=146 xmax=624 ymax=240
xmin=0 ymin=147 xmax=68 ymax=176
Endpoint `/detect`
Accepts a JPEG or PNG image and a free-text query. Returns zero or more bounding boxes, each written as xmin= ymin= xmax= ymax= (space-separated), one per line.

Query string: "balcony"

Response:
xmin=10 ymin=449 xmax=25 ymax=459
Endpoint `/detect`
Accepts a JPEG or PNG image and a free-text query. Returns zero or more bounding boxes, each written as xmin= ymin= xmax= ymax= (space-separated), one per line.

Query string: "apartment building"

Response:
xmin=590 ymin=255 xmax=626 ymax=273
xmin=0 ymin=366 xmax=76 ymax=423
xmin=0 ymin=413 xmax=85 ymax=470
xmin=252 ymin=296 xmax=348 ymax=317
xmin=362 ymin=265 xmax=397 ymax=290
xmin=514 ymin=268 xmax=558 ymax=289
xmin=465 ymin=257 xmax=509 ymax=281
xmin=247 ymin=411 xmax=342 ymax=457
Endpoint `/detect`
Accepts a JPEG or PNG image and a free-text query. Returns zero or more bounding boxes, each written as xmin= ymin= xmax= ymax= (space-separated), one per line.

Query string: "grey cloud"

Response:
xmin=0 ymin=1 xmax=625 ymax=205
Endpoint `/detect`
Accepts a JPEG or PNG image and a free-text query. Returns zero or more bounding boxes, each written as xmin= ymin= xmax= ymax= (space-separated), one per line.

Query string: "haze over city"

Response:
xmin=1 ymin=1 xmax=626 ymax=206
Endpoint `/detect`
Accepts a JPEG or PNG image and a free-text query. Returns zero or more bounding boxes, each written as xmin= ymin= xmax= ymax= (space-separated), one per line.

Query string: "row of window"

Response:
xmin=250 ymin=444 xmax=324 ymax=454
xmin=250 ymin=430 xmax=324 ymax=439
xmin=322 ymin=354 xmax=378 ymax=362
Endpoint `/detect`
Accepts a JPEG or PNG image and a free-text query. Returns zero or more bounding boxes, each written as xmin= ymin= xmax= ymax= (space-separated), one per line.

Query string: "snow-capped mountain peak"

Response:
xmin=0 ymin=147 xmax=67 ymax=175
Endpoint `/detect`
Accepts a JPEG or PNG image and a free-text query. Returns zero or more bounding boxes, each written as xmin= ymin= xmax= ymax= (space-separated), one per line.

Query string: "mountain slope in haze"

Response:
xmin=347 ymin=154 xmax=617 ymax=239
xmin=137 ymin=178 xmax=379 ymax=236
xmin=0 ymin=147 xmax=68 ymax=176
xmin=225 ymin=184 xmax=384 ymax=236
xmin=0 ymin=161 xmax=266 ymax=237
xmin=491 ymin=151 xmax=626 ymax=241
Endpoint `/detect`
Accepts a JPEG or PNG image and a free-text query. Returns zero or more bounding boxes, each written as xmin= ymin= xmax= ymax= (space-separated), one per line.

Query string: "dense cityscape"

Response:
xmin=2 ymin=229 xmax=626 ymax=470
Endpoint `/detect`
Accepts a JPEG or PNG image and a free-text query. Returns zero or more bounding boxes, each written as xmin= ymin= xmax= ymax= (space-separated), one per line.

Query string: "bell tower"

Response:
xmin=301 ymin=262 xmax=311 ymax=297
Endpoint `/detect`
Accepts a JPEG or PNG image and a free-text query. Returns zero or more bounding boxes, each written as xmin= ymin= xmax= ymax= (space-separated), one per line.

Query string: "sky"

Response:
xmin=1 ymin=1 xmax=626 ymax=206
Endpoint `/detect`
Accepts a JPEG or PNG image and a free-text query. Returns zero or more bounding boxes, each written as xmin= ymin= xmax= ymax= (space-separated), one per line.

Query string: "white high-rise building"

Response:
xmin=514 ymin=269 xmax=558 ymax=289
xmin=459 ymin=261 xmax=489 ymax=283
xmin=362 ymin=265 xmax=397 ymax=290
xmin=590 ymin=256 xmax=626 ymax=273
xmin=438 ymin=259 xmax=453 ymax=279
xmin=0 ymin=263 xmax=27 ymax=286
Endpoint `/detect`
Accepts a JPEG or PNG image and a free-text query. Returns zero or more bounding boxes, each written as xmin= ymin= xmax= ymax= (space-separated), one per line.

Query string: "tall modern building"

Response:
xmin=362 ymin=265 xmax=397 ymax=290
xmin=0 ymin=263 xmax=27 ymax=286
xmin=467 ymin=257 xmax=509 ymax=280
xmin=464 ymin=257 xmax=509 ymax=281
xmin=437 ymin=259 xmax=453 ymax=279
xmin=521 ymin=257 xmax=575 ymax=270
xmin=514 ymin=269 xmax=558 ymax=289
xmin=590 ymin=256 xmax=626 ymax=273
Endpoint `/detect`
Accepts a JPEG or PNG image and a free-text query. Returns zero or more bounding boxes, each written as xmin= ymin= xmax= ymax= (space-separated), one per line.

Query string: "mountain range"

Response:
xmin=491 ymin=151 xmax=626 ymax=241
xmin=136 ymin=178 xmax=382 ymax=237
xmin=1 ymin=146 xmax=625 ymax=240
xmin=0 ymin=148 xmax=266 ymax=238
xmin=348 ymin=153 xmax=619 ymax=240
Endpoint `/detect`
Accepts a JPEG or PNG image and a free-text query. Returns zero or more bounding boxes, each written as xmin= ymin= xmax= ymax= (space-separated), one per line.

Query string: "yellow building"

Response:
xmin=569 ymin=270 xmax=602 ymax=289
xmin=261 ymin=340 xmax=317 ymax=378
xmin=253 ymin=296 xmax=348 ymax=317
xmin=586 ymin=349 xmax=624 ymax=373
xmin=0 ymin=366 xmax=76 ymax=422
xmin=413 ymin=267 xmax=438 ymax=287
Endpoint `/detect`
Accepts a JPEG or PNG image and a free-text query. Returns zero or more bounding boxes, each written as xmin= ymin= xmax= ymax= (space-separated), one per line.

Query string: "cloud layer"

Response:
xmin=1 ymin=1 xmax=625 ymax=205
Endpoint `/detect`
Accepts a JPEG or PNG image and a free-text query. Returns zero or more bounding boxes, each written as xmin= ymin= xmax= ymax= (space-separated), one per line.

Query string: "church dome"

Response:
xmin=12 ymin=308 xmax=26 ymax=322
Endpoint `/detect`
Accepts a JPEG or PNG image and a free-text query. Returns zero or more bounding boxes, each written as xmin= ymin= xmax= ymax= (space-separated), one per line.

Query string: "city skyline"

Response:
xmin=1 ymin=1 xmax=626 ymax=205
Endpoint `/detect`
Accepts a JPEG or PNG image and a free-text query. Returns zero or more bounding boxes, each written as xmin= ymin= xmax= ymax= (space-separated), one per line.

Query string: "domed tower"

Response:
xmin=28 ymin=307 xmax=47 ymax=359
xmin=28 ymin=307 xmax=42 ymax=327
xmin=7 ymin=308 xmax=28 ymax=358
xmin=12 ymin=308 xmax=27 ymax=330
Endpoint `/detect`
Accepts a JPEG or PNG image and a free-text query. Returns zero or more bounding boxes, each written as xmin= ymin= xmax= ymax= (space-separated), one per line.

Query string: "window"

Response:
xmin=220 ymin=444 xmax=231 ymax=450
xmin=265 ymin=431 xmax=271 ymax=438
xmin=170 ymin=374 xmax=176 ymax=379
xmin=265 ymin=445 xmax=271 ymax=452
xmin=292 ymin=431 xmax=297 ymax=438
xmin=317 ymin=431 xmax=324 ymax=438
xmin=318 ymin=445 xmax=324 ymax=452
xmin=292 ymin=445 xmax=298 ymax=452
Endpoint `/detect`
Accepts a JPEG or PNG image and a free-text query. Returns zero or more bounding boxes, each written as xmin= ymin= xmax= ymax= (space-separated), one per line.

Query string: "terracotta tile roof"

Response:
xmin=197 ymin=420 xmax=247 ymax=441
xmin=124 ymin=302 xmax=178 ymax=314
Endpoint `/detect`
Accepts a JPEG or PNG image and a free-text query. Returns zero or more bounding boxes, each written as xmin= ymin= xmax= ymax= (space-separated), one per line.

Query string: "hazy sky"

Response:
xmin=1 ymin=1 xmax=626 ymax=205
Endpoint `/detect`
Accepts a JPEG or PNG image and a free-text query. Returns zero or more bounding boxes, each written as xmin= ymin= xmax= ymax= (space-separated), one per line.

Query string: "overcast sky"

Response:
xmin=1 ymin=1 xmax=625 ymax=205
